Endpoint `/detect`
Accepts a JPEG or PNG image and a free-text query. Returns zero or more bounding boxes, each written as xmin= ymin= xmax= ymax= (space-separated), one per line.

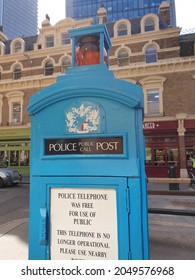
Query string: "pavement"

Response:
xmin=0 ymin=217 xmax=28 ymax=260
xmin=0 ymin=176 xmax=29 ymax=260
xmin=0 ymin=177 xmax=194 ymax=260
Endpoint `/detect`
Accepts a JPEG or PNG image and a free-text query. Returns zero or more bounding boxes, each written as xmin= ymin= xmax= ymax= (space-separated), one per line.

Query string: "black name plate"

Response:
xmin=45 ymin=137 xmax=123 ymax=155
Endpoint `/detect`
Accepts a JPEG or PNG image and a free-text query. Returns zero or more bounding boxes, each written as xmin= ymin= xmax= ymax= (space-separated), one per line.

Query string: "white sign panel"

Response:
xmin=50 ymin=188 xmax=118 ymax=260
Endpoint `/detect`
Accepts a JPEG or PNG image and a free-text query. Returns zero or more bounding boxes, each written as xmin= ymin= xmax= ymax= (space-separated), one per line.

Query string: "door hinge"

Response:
xmin=126 ymin=187 xmax=130 ymax=213
xmin=39 ymin=207 xmax=48 ymax=246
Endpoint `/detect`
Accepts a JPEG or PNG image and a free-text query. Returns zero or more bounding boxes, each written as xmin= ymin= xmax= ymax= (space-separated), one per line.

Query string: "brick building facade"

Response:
xmin=0 ymin=7 xmax=194 ymax=177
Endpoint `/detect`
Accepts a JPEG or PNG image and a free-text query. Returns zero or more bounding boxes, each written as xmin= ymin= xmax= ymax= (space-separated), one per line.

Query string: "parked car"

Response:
xmin=0 ymin=168 xmax=22 ymax=187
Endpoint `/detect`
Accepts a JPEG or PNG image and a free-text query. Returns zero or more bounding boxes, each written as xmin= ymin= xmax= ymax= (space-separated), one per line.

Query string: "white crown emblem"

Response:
xmin=65 ymin=103 xmax=100 ymax=134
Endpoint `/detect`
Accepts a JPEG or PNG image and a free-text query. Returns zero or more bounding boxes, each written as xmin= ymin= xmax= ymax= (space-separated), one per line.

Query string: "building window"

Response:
xmin=44 ymin=61 xmax=54 ymax=76
xmin=13 ymin=65 xmax=22 ymax=80
xmin=145 ymin=45 xmax=157 ymax=63
xmin=61 ymin=57 xmax=71 ymax=73
xmin=61 ymin=33 xmax=71 ymax=45
xmin=0 ymin=142 xmax=29 ymax=168
xmin=10 ymin=39 xmax=25 ymax=54
xmin=144 ymin=18 xmax=155 ymax=32
xmin=141 ymin=14 xmax=159 ymax=33
xmin=5 ymin=92 xmax=24 ymax=126
xmin=117 ymin=49 xmax=129 ymax=67
xmin=146 ymin=89 xmax=160 ymax=115
xmin=14 ymin=41 xmax=22 ymax=53
xmin=140 ymin=76 xmax=166 ymax=117
xmin=114 ymin=19 xmax=131 ymax=37
xmin=117 ymin=24 xmax=128 ymax=36
xmin=46 ymin=35 xmax=54 ymax=47
xmin=11 ymin=102 xmax=22 ymax=125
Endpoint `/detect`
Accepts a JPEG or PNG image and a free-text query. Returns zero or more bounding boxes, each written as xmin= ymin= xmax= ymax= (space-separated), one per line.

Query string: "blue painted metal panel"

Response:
xmin=29 ymin=93 xmax=140 ymax=177
xmin=27 ymin=24 xmax=149 ymax=260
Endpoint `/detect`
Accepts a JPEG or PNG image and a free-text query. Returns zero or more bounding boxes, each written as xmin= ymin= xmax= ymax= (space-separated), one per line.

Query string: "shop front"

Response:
xmin=0 ymin=127 xmax=30 ymax=175
xmin=143 ymin=121 xmax=179 ymax=178
xmin=185 ymin=119 xmax=195 ymax=172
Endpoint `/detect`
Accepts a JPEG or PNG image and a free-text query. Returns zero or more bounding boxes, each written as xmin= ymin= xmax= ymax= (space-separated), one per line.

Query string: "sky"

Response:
xmin=38 ymin=0 xmax=195 ymax=30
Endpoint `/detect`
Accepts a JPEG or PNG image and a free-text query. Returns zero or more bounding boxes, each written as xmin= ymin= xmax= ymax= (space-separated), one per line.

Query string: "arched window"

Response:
xmin=10 ymin=38 xmax=25 ymax=54
xmin=13 ymin=65 xmax=22 ymax=80
xmin=144 ymin=18 xmax=155 ymax=32
xmin=141 ymin=14 xmax=159 ymax=33
xmin=14 ymin=41 xmax=22 ymax=53
xmin=44 ymin=61 xmax=54 ymax=76
xmin=117 ymin=24 xmax=128 ymax=36
xmin=61 ymin=57 xmax=71 ymax=73
xmin=117 ymin=49 xmax=129 ymax=67
xmin=114 ymin=19 xmax=131 ymax=37
xmin=145 ymin=45 xmax=157 ymax=63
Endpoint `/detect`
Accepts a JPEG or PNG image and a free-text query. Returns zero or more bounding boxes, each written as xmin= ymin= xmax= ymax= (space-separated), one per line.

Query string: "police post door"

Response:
xmin=27 ymin=24 xmax=149 ymax=260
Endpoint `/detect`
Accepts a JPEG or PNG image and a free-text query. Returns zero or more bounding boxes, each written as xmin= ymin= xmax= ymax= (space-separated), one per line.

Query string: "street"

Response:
xmin=0 ymin=181 xmax=195 ymax=260
xmin=148 ymin=189 xmax=195 ymax=260
xmin=0 ymin=183 xmax=29 ymax=227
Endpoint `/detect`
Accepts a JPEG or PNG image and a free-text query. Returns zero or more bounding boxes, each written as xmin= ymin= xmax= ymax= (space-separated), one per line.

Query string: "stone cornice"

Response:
xmin=111 ymin=56 xmax=195 ymax=78
xmin=0 ymin=75 xmax=57 ymax=91
xmin=111 ymin=27 xmax=181 ymax=45
xmin=144 ymin=113 xmax=195 ymax=123
xmin=143 ymin=115 xmax=176 ymax=122
xmin=0 ymin=123 xmax=31 ymax=130
xmin=0 ymin=45 xmax=72 ymax=64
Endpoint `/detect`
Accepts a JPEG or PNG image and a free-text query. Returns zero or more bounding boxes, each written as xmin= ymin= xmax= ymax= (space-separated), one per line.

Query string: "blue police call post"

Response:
xmin=27 ymin=24 xmax=149 ymax=260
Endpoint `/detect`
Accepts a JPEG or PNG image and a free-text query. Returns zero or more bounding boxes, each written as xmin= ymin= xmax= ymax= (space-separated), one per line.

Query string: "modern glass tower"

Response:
xmin=0 ymin=0 xmax=38 ymax=39
xmin=66 ymin=0 xmax=176 ymax=26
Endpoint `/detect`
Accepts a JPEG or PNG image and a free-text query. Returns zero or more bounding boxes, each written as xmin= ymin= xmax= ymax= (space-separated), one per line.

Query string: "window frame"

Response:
xmin=144 ymin=18 xmax=155 ymax=32
xmin=14 ymin=41 xmax=22 ymax=53
xmin=146 ymin=88 xmax=160 ymax=115
xmin=10 ymin=38 xmax=25 ymax=54
xmin=117 ymin=48 xmax=130 ymax=67
xmin=139 ymin=76 xmax=166 ymax=117
xmin=117 ymin=23 xmax=128 ymax=36
xmin=44 ymin=60 xmax=54 ymax=76
xmin=141 ymin=14 xmax=159 ymax=33
xmin=114 ymin=19 xmax=131 ymax=37
xmin=13 ymin=65 xmax=22 ymax=80
xmin=61 ymin=33 xmax=71 ymax=45
xmin=61 ymin=56 xmax=71 ymax=73
xmin=45 ymin=35 xmax=54 ymax=48
xmin=145 ymin=44 xmax=158 ymax=63
xmin=5 ymin=91 xmax=24 ymax=126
